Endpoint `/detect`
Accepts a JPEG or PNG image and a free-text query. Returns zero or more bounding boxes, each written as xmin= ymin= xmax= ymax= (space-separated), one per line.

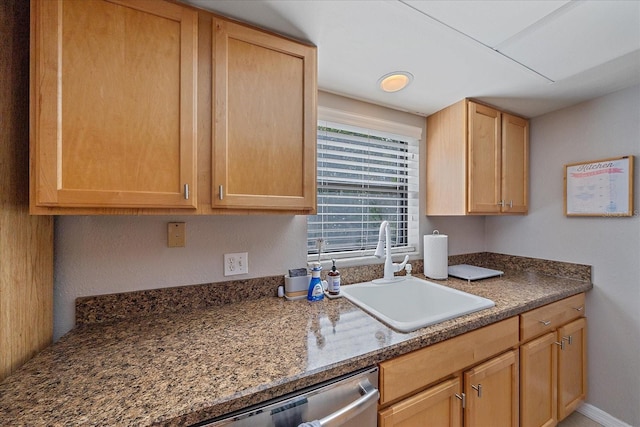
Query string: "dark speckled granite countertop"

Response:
xmin=0 ymin=253 xmax=592 ymax=426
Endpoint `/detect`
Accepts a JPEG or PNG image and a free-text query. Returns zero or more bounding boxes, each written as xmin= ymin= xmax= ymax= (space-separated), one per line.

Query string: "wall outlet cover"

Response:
xmin=167 ymin=222 xmax=186 ymax=247
xmin=224 ymin=252 xmax=248 ymax=276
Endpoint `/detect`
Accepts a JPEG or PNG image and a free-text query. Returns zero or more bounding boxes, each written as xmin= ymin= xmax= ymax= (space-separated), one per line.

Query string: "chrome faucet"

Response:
xmin=374 ymin=221 xmax=409 ymax=282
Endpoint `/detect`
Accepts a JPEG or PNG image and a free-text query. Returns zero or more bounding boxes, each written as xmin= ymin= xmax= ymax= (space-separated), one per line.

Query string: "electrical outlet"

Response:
xmin=224 ymin=252 xmax=248 ymax=276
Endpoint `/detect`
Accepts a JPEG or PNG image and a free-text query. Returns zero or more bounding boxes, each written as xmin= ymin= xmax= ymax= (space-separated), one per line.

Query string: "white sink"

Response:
xmin=340 ymin=277 xmax=495 ymax=332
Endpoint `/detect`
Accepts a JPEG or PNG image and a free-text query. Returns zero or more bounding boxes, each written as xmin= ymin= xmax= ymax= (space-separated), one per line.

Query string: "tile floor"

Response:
xmin=558 ymin=412 xmax=603 ymax=427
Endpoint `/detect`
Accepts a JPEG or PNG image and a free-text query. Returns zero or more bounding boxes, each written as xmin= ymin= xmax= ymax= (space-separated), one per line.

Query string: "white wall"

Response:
xmin=53 ymin=91 xmax=485 ymax=340
xmin=486 ymin=85 xmax=640 ymax=426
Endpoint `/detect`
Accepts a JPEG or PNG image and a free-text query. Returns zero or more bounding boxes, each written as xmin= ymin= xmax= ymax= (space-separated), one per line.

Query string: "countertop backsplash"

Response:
xmin=75 ymin=252 xmax=590 ymax=327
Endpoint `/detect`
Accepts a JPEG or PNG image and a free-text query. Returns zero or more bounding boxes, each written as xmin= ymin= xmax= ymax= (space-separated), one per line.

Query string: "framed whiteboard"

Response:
xmin=564 ymin=156 xmax=634 ymax=217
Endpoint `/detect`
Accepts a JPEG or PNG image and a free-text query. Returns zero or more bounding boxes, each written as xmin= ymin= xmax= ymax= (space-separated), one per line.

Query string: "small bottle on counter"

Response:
xmin=307 ymin=262 xmax=324 ymax=301
xmin=327 ymin=259 xmax=341 ymax=295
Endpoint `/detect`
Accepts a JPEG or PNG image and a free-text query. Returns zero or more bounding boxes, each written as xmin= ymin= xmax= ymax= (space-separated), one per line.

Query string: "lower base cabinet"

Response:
xmin=378 ymin=293 xmax=587 ymax=427
xmin=520 ymin=332 xmax=558 ymax=427
xmin=558 ymin=318 xmax=587 ymax=420
xmin=379 ymin=350 xmax=519 ymax=427
xmin=464 ymin=350 xmax=519 ymax=427
xmin=520 ymin=296 xmax=587 ymax=427
xmin=377 ymin=318 xmax=519 ymax=427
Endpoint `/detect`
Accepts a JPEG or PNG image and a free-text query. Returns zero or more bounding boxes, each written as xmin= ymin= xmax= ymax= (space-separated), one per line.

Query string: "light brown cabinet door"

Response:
xmin=468 ymin=102 xmax=502 ymax=214
xmin=520 ymin=332 xmax=558 ymax=427
xmin=31 ymin=0 xmax=198 ymax=209
xmin=379 ymin=377 xmax=463 ymax=427
xmin=557 ymin=318 xmax=587 ymax=420
xmin=464 ymin=350 xmax=519 ymax=427
xmin=212 ymin=19 xmax=317 ymax=210
xmin=502 ymin=113 xmax=529 ymax=213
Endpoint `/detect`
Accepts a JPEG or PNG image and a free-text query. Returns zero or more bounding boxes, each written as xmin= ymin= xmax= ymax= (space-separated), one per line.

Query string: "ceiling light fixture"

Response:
xmin=378 ymin=71 xmax=414 ymax=92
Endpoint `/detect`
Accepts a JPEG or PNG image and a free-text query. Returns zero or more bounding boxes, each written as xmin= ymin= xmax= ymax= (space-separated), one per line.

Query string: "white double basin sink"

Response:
xmin=340 ymin=276 xmax=494 ymax=332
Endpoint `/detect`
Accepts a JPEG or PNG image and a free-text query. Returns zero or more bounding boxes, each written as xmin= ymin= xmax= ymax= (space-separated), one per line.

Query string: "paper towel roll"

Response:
xmin=424 ymin=231 xmax=448 ymax=279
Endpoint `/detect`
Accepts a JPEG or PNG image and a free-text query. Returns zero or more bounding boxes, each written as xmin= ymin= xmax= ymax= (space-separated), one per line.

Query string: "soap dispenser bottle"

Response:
xmin=307 ymin=262 xmax=324 ymax=301
xmin=327 ymin=259 xmax=341 ymax=296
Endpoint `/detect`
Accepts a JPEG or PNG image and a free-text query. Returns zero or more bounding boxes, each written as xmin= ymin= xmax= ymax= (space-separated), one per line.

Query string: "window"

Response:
xmin=307 ymin=107 xmax=421 ymax=259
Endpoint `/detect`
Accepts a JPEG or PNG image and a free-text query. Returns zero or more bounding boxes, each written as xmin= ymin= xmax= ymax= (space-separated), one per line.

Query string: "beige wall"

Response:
xmin=486 ymin=85 xmax=640 ymax=426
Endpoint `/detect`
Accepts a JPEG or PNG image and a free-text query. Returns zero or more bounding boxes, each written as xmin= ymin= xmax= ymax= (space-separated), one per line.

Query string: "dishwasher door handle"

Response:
xmin=315 ymin=379 xmax=379 ymax=427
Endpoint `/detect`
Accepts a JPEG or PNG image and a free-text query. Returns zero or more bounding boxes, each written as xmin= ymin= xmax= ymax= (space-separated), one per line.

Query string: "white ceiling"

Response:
xmin=183 ymin=0 xmax=640 ymax=118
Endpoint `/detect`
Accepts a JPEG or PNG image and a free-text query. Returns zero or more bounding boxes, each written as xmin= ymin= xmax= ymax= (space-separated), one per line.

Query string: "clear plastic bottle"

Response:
xmin=307 ymin=262 xmax=324 ymax=301
xmin=327 ymin=259 xmax=341 ymax=295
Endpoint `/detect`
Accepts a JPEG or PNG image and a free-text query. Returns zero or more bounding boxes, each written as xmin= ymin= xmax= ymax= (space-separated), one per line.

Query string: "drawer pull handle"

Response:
xmin=562 ymin=335 xmax=573 ymax=345
xmin=539 ymin=320 xmax=551 ymax=326
xmin=471 ymin=384 xmax=482 ymax=397
xmin=455 ymin=393 xmax=466 ymax=408
xmin=574 ymin=306 xmax=584 ymax=312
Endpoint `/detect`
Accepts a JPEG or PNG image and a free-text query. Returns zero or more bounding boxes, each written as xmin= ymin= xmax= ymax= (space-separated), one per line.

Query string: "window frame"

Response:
xmin=307 ymin=107 xmax=421 ymax=263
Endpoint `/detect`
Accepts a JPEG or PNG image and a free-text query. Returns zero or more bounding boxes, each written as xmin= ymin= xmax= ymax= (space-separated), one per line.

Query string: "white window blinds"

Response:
xmin=307 ymin=108 xmax=420 ymax=258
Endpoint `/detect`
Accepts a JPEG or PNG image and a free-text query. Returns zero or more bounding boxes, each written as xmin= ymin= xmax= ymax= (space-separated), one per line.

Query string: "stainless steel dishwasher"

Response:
xmin=194 ymin=367 xmax=379 ymax=427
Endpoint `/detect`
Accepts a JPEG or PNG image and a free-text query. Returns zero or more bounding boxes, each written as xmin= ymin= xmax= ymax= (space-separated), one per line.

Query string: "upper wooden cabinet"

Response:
xmin=30 ymin=0 xmax=318 ymax=215
xmin=212 ymin=19 xmax=317 ymax=210
xmin=426 ymin=99 xmax=529 ymax=215
xmin=30 ymin=0 xmax=198 ymax=212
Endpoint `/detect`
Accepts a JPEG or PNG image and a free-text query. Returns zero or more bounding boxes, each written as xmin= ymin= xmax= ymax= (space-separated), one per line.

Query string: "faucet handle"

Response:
xmin=393 ymin=255 xmax=410 ymax=272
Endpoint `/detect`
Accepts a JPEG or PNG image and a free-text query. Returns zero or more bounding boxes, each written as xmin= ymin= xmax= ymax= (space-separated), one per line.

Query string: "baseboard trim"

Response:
xmin=578 ymin=403 xmax=633 ymax=427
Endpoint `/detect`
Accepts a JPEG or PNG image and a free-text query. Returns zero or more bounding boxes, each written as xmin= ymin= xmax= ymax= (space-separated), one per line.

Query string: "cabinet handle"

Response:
xmin=455 ymin=393 xmax=466 ymax=408
xmin=184 ymin=184 xmax=189 ymax=200
xmin=562 ymin=335 xmax=573 ymax=345
xmin=555 ymin=341 xmax=565 ymax=350
xmin=219 ymin=185 xmax=224 ymax=200
xmin=508 ymin=200 xmax=513 ymax=208
xmin=497 ymin=200 xmax=505 ymax=207
xmin=539 ymin=320 xmax=551 ymax=326
xmin=574 ymin=306 xmax=584 ymax=312
xmin=471 ymin=384 xmax=482 ymax=398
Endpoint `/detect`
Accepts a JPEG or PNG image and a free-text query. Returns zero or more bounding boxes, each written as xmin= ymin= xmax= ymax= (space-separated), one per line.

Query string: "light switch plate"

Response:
xmin=224 ymin=252 xmax=248 ymax=276
xmin=167 ymin=222 xmax=186 ymax=247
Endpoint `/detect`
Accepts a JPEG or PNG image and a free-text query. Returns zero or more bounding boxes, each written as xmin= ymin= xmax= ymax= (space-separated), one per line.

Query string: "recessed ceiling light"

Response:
xmin=378 ymin=71 xmax=414 ymax=92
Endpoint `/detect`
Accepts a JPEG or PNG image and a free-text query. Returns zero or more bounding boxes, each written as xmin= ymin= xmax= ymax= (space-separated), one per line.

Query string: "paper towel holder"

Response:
xmin=424 ymin=230 xmax=448 ymax=280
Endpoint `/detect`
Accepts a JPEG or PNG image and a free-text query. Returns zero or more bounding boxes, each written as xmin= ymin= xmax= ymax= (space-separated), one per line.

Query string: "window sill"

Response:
xmin=307 ymin=247 xmax=419 ymax=270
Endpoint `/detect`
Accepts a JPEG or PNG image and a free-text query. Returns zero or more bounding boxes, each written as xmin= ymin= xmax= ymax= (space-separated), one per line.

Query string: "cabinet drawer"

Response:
xmin=378 ymin=376 xmax=462 ymax=427
xmin=520 ymin=294 xmax=585 ymax=342
xmin=379 ymin=317 xmax=518 ymax=405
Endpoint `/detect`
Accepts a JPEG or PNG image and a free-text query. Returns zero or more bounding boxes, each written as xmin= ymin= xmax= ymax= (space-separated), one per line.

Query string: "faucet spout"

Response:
xmin=375 ymin=221 xmax=409 ymax=282
xmin=374 ymin=221 xmax=387 ymax=259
